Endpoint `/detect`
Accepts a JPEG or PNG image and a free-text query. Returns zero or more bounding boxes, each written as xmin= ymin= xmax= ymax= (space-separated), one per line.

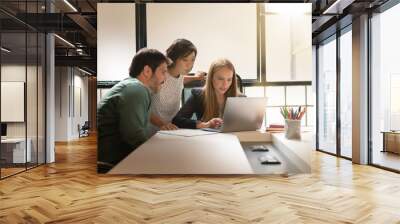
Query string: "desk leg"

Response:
xmin=382 ymin=133 xmax=386 ymax=153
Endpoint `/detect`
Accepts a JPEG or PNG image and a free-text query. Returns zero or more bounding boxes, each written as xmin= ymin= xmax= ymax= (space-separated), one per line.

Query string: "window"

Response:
xmin=317 ymin=36 xmax=337 ymax=154
xmin=266 ymin=86 xmax=285 ymax=106
xmin=370 ymin=3 xmax=400 ymax=171
xmin=244 ymin=85 xmax=314 ymax=128
xmin=340 ymin=28 xmax=352 ymax=158
xmin=286 ymin=86 xmax=306 ymax=105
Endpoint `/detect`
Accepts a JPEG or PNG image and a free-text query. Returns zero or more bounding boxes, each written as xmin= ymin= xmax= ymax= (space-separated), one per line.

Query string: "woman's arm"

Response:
xmin=150 ymin=113 xmax=178 ymax=130
xmin=150 ymin=113 xmax=164 ymax=128
xmin=173 ymin=92 xmax=210 ymax=129
xmin=183 ymin=71 xmax=206 ymax=84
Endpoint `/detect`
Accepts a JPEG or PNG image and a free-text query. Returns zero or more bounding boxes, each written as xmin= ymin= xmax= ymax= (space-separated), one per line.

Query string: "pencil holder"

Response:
xmin=284 ymin=119 xmax=301 ymax=139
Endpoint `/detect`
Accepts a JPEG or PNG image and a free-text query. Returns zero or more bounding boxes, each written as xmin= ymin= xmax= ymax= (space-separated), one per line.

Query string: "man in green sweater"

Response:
xmin=97 ymin=48 xmax=169 ymax=173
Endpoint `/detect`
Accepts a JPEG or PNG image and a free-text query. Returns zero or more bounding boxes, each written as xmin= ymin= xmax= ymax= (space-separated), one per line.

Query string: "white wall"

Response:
xmin=55 ymin=67 xmax=89 ymax=141
xmin=147 ymin=3 xmax=257 ymax=79
xmin=73 ymin=73 xmax=89 ymax=138
xmin=265 ymin=4 xmax=312 ymax=82
xmin=1 ymin=82 xmax=24 ymax=123
xmin=97 ymin=3 xmax=136 ymax=81
xmin=1 ymin=63 xmax=46 ymax=163
xmin=97 ymin=3 xmax=311 ymax=82
xmin=1 ymin=65 xmax=32 ymax=137
xmin=55 ymin=67 xmax=69 ymax=141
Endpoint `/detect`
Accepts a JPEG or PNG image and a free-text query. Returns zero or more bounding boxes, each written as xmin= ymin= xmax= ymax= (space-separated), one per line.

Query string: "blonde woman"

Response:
xmin=172 ymin=58 xmax=238 ymax=129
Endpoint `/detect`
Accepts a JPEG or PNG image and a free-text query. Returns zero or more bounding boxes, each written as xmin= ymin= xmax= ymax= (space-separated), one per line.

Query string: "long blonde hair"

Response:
xmin=202 ymin=58 xmax=237 ymax=122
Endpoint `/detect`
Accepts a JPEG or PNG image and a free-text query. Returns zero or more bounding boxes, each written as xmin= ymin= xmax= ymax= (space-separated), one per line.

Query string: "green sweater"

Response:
xmin=97 ymin=77 xmax=151 ymax=167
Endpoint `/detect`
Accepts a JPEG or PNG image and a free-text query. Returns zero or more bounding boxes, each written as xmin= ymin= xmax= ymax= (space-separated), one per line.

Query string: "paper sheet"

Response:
xmin=158 ymin=129 xmax=218 ymax=137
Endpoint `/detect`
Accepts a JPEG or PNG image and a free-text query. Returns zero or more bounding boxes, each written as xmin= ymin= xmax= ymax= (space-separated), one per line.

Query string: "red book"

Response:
xmin=269 ymin=124 xmax=284 ymax=128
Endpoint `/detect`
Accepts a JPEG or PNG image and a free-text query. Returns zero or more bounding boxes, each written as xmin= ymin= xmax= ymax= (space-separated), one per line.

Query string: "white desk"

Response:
xmin=1 ymin=138 xmax=31 ymax=163
xmin=271 ymin=132 xmax=312 ymax=173
xmin=109 ymin=132 xmax=253 ymax=174
xmin=108 ymin=130 xmax=312 ymax=175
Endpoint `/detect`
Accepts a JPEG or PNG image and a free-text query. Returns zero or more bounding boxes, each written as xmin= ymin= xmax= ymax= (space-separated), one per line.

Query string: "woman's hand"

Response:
xmin=207 ymin=118 xmax=223 ymax=128
xmin=196 ymin=122 xmax=208 ymax=129
xmin=194 ymin=71 xmax=206 ymax=81
xmin=196 ymin=118 xmax=223 ymax=129
xmin=160 ymin=123 xmax=178 ymax=130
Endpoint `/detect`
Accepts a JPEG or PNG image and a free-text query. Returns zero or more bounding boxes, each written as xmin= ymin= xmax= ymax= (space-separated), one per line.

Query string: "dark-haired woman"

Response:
xmin=150 ymin=39 xmax=205 ymax=131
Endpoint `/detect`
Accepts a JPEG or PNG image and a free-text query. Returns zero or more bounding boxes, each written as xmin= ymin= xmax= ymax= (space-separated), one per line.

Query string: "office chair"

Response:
xmin=78 ymin=121 xmax=90 ymax=138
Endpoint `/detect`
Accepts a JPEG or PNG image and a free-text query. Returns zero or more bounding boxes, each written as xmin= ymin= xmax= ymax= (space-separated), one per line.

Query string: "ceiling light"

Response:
xmin=1 ymin=47 xmax=11 ymax=53
xmin=78 ymin=67 xmax=92 ymax=76
xmin=54 ymin=34 xmax=75 ymax=48
xmin=323 ymin=0 xmax=354 ymax=15
xmin=63 ymin=0 xmax=78 ymax=12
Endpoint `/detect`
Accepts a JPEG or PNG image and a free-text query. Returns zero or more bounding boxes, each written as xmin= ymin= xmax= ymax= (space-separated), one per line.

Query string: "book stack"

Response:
xmin=266 ymin=124 xmax=285 ymax=133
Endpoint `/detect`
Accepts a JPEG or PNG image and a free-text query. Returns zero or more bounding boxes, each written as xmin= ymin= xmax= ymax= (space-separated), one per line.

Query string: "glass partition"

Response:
xmin=0 ymin=1 xmax=46 ymax=178
xmin=370 ymin=4 xmax=400 ymax=171
xmin=339 ymin=28 xmax=352 ymax=158
xmin=317 ymin=36 xmax=337 ymax=155
xmin=1 ymin=30 xmax=28 ymax=177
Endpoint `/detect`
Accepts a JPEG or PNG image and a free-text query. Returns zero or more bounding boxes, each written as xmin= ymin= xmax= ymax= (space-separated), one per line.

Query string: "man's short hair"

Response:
xmin=129 ymin=48 xmax=169 ymax=78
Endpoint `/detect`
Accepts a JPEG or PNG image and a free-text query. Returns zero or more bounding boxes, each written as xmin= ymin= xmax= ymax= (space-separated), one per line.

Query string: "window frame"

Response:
xmin=315 ymin=24 xmax=353 ymax=161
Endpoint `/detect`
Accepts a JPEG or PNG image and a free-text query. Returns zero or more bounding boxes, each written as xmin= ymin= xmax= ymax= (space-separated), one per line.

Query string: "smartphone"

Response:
xmin=258 ymin=155 xmax=281 ymax=165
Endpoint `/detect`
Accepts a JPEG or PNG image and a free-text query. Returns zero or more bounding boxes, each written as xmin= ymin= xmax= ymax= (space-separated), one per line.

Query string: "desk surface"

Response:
xmin=271 ymin=132 xmax=312 ymax=173
xmin=108 ymin=130 xmax=312 ymax=175
xmin=109 ymin=132 xmax=253 ymax=174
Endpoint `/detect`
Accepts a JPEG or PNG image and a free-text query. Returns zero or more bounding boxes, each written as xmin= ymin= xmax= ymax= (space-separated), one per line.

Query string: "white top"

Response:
xmin=151 ymin=73 xmax=184 ymax=123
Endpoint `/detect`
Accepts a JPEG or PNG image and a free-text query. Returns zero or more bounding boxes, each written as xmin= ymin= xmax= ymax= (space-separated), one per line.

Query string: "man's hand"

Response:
xmin=160 ymin=123 xmax=178 ymax=130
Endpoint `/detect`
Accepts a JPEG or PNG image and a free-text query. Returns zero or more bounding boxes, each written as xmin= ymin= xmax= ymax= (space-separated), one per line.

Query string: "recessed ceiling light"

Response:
xmin=63 ymin=0 xmax=78 ymax=12
xmin=323 ymin=0 xmax=354 ymax=15
xmin=54 ymin=34 xmax=75 ymax=48
xmin=78 ymin=67 xmax=92 ymax=76
xmin=1 ymin=47 xmax=11 ymax=53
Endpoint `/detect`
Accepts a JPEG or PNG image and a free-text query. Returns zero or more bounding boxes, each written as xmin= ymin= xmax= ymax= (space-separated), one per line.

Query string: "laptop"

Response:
xmin=202 ymin=97 xmax=267 ymax=133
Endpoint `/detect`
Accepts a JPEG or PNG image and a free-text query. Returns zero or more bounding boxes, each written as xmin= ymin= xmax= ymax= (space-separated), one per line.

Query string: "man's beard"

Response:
xmin=148 ymin=78 xmax=162 ymax=94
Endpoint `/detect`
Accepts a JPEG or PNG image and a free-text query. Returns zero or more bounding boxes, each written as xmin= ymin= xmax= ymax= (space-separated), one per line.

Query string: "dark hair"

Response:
xmin=166 ymin=39 xmax=197 ymax=67
xmin=129 ymin=48 xmax=169 ymax=78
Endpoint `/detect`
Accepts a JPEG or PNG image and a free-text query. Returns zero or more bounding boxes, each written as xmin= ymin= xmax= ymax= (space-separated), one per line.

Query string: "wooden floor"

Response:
xmin=1 ymin=167 xmax=26 ymax=178
xmin=1 ymin=135 xmax=400 ymax=224
xmin=373 ymin=151 xmax=400 ymax=171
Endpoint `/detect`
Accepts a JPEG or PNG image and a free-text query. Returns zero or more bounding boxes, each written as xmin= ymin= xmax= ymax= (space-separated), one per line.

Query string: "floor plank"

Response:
xmin=0 ymin=135 xmax=400 ymax=224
